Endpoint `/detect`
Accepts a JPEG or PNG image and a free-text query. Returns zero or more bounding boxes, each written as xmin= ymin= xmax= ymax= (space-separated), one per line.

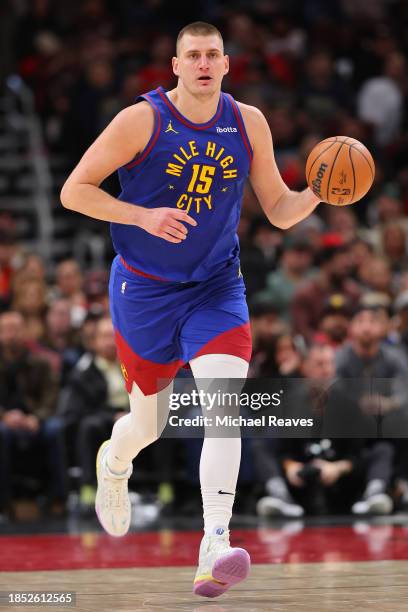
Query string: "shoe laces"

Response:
xmin=103 ymin=462 xmax=131 ymax=510
xmin=104 ymin=476 xmax=129 ymax=510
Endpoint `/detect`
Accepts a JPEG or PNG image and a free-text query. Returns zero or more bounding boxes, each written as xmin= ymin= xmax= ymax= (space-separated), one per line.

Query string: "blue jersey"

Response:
xmin=111 ymin=87 xmax=253 ymax=282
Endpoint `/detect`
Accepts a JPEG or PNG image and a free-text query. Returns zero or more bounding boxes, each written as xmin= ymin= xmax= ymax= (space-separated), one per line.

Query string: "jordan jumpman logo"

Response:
xmin=165 ymin=120 xmax=179 ymax=134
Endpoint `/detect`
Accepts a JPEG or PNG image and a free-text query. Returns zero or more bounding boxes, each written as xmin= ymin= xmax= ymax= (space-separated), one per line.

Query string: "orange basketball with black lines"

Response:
xmin=306 ymin=136 xmax=375 ymax=205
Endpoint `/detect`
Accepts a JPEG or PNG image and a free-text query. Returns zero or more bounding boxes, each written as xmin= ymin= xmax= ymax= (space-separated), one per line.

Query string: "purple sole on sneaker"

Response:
xmin=193 ymin=548 xmax=251 ymax=598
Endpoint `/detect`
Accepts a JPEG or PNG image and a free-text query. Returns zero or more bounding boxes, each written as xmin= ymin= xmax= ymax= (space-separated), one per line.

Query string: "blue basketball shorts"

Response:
xmin=109 ymin=255 xmax=252 ymax=395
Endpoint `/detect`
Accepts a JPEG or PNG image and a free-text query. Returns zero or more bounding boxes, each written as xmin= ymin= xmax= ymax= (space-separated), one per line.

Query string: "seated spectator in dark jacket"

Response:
xmin=255 ymin=344 xmax=335 ymax=518
xmin=336 ymin=303 xmax=408 ymax=513
xmin=0 ymin=311 xmax=67 ymax=518
xmin=280 ymin=435 xmax=394 ymax=516
xmin=58 ymin=316 xmax=129 ymax=512
xmin=257 ymin=343 xmax=396 ymax=516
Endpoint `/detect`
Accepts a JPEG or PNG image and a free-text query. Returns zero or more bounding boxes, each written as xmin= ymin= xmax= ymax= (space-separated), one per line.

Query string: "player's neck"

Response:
xmin=167 ymin=85 xmax=220 ymax=123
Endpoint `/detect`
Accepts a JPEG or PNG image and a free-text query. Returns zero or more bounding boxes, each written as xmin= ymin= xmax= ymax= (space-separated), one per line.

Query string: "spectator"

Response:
xmin=253 ymin=235 xmax=316 ymax=321
xmin=39 ymin=298 xmax=82 ymax=384
xmin=239 ymin=216 xmax=281 ymax=297
xmin=255 ymin=344 xmax=347 ymax=517
xmin=83 ymin=269 xmax=110 ymax=313
xmin=336 ymin=304 xmax=408 ymax=404
xmin=53 ymin=259 xmax=88 ymax=327
xmin=14 ymin=253 xmax=48 ymax=285
xmin=251 ymin=332 xmax=303 ymax=380
xmin=58 ymin=316 xmax=129 ymax=513
xmin=336 ymin=304 xmax=408 ymax=513
xmin=359 ymin=292 xmax=394 ymax=345
xmin=0 ymin=311 xmax=67 ymax=518
xmin=349 ymin=238 xmax=374 ymax=276
xmin=314 ymin=294 xmax=352 ymax=348
xmin=248 ymin=302 xmax=287 ymax=378
xmin=298 ymin=50 xmax=352 ymax=132
xmin=291 ymin=239 xmax=361 ymax=342
xmin=357 ymin=256 xmax=393 ymax=297
xmin=365 ymin=194 xmax=407 ymax=230
xmin=263 ymin=344 xmax=395 ymax=516
xmin=11 ymin=277 xmax=48 ymax=342
xmin=325 ymin=207 xmax=358 ymax=244
xmin=382 ymin=223 xmax=408 ymax=274
xmin=358 ymin=52 xmax=406 ymax=146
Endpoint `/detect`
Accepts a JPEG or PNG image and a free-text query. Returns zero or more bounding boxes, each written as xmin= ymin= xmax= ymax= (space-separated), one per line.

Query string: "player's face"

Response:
xmin=173 ymin=34 xmax=229 ymax=96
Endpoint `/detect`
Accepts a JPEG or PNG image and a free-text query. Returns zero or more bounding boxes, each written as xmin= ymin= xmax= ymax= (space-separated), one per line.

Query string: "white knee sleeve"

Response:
xmin=189 ymin=353 xmax=249 ymax=379
xmin=107 ymin=380 xmax=173 ymax=473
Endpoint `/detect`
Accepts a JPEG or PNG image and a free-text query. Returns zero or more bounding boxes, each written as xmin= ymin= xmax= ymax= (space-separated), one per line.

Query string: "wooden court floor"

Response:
xmin=2 ymin=561 xmax=408 ymax=611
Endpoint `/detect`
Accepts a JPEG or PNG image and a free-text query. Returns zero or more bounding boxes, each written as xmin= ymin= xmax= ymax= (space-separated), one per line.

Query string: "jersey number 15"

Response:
xmin=187 ymin=164 xmax=216 ymax=194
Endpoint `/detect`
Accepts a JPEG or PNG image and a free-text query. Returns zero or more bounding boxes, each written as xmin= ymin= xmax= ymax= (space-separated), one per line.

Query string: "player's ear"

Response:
xmin=224 ymin=54 xmax=229 ymax=75
xmin=172 ymin=56 xmax=179 ymax=77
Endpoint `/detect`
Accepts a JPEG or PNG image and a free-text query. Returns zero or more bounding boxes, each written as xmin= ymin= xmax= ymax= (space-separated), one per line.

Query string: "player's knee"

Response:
xmin=129 ymin=417 xmax=161 ymax=449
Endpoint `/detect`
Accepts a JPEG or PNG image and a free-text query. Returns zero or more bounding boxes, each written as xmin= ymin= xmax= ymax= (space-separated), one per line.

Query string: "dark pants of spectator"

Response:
xmin=249 ymin=437 xmax=283 ymax=485
xmin=0 ymin=417 xmax=68 ymax=509
xmin=290 ymin=441 xmax=394 ymax=515
xmin=76 ymin=413 xmax=114 ymax=486
xmin=390 ymin=439 xmax=408 ymax=482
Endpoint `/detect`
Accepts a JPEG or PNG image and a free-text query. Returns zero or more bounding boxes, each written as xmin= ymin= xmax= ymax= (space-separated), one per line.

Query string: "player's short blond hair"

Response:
xmin=176 ymin=21 xmax=224 ymax=56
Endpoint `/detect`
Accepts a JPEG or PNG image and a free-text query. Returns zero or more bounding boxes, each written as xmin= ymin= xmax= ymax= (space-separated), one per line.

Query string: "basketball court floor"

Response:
xmin=1 ymin=515 xmax=408 ymax=611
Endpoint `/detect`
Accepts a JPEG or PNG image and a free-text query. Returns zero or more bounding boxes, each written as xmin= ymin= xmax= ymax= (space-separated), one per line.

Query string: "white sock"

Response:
xmin=200 ymin=437 xmax=241 ymax=535
xmin=189 ymin=354 xmax=248 ymax=536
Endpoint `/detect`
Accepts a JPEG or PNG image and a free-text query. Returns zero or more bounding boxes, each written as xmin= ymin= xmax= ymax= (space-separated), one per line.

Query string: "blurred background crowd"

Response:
xmin=1 ymin=0 xmax=408 ymax=525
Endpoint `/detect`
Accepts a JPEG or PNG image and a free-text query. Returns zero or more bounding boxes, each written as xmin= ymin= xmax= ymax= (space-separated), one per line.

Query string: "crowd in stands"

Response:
xmin=1 ymin=0 xmax=408 ymax=523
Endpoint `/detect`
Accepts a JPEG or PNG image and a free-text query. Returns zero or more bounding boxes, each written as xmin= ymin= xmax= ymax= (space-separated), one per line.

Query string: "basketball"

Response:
xmin=306 ymin=136 xmax=375 ymax=205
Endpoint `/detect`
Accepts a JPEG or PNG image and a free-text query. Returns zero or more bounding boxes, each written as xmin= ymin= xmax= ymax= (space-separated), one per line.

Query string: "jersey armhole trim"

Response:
xmin=125 ymin=94 xmax=162 ymax=170
xmin=226 ymin=94 xmax=253 ymax=162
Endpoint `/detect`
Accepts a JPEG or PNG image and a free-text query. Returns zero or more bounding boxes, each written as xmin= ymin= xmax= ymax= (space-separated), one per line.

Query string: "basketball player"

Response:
xmin=61 ymin=22 xmax=320 ymax=598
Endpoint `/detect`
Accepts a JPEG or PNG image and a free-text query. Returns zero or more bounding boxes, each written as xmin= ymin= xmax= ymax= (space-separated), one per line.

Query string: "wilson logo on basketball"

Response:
xmin=311 ymin=162 xmax=328 ymax=198
xmin=331 ymin=187 xmax=351 ymax=195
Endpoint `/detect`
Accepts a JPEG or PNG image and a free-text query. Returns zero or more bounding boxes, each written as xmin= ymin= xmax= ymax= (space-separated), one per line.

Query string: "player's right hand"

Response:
xmin=140 ymin=207 xmax=197 ymax=243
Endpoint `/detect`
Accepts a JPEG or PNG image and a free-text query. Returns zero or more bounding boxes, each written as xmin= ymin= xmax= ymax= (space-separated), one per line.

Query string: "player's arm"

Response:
xmin=60 ymin=103 xmax=196 ymax=243
xmin=239 ymin=104 xmax=320 ymax=230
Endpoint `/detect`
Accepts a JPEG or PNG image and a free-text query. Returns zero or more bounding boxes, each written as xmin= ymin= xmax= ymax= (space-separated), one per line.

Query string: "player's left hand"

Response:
xmin=139 ymin=207 xmax=197 ymax=243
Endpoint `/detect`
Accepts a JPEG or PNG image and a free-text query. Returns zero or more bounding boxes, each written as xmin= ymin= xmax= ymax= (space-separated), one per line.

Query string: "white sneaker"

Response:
xmin=193 ymin=528 xmax=251 ymax=598
xmin=95 ymin=440 xmax=133 ymax=537
xmin=352 ymin=493 xmax=393 ymax=515
xmin=257 ymin=495 xmax=304 ymax=518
